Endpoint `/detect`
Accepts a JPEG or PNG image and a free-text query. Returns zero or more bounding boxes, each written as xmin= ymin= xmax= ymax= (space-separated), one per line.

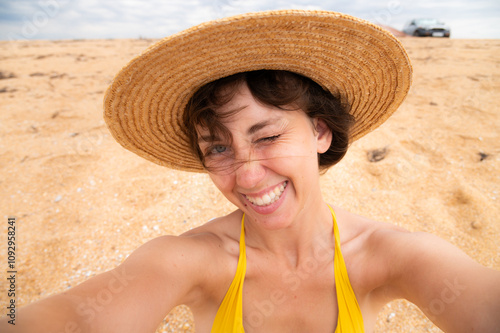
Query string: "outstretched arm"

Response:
xmin=384 ymin=230 xmax=500 ymax=332
xmin=0 ymin=234 xmax=210 ymax=333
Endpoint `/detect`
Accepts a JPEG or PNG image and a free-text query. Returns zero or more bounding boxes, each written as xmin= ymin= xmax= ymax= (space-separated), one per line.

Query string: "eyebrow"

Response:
xmin=247 ymin=118 xmax=279 ymax=135
xmin=198 ymin=135 xmax=220 ymax=143
xmin=197 ymin=116 xmax=281 ymax=143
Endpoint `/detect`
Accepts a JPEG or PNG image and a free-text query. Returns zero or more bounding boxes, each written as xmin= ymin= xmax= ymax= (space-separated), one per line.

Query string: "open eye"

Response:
xmin=210 ymin=145 xmax=227 ymax=154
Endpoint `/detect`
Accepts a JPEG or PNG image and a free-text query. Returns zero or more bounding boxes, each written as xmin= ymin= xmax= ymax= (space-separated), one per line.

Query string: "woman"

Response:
xmin=2 ymin=10 xmax=499 ymax=333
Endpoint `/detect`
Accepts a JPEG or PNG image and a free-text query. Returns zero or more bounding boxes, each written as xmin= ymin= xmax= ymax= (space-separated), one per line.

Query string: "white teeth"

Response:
xmin=262 ymin=194 xmax=271 ymax=205
xmin=245 ymin=182 xmax=287 ymax=207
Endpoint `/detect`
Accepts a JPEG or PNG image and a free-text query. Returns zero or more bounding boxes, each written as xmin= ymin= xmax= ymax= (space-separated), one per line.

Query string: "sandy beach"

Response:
xmin=0 ymin=36 xmax=499 ymax=332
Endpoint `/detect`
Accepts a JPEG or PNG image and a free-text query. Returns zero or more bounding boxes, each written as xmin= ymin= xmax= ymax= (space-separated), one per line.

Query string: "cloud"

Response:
xmin=1 ymin=0 xmax=499 ymax=40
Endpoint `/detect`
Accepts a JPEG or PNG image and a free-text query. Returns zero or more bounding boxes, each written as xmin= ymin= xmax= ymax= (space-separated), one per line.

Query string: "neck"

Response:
xmin=243 ymin=201 xmax=334 ymax=268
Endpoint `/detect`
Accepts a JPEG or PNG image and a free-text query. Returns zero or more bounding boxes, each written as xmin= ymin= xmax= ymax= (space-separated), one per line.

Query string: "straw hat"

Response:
xmin=103 ymin=9 xmax=412 ymax=172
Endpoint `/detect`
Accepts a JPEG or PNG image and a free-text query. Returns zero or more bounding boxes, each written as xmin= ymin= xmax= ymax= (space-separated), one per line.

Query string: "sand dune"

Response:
xmin=0 ymin=37 xmax=499 ymax=332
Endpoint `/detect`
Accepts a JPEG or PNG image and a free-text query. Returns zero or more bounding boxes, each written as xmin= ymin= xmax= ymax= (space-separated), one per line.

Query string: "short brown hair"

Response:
xmin=183 ymin=70 xmax=354 ymax=172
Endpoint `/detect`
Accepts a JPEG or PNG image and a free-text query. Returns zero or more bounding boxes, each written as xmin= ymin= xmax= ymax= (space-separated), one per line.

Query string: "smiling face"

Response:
xmin=196 ymin=83 xmax=332 ymax=229
xmin=185 ymin=70 xmax=353 ymax=174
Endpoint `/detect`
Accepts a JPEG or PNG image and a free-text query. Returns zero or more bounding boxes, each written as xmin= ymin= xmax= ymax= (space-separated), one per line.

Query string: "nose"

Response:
xmin=235 ymin=158 xmax=266 ymax=190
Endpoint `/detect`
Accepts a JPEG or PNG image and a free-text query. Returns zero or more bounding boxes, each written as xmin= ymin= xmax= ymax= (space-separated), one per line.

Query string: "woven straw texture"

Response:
xmin=103 ymin=10 xmax=412 ymax=172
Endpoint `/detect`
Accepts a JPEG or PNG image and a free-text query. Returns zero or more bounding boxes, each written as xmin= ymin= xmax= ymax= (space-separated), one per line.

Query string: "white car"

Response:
xmin=403 ymin=18 xmax=451 ymax=37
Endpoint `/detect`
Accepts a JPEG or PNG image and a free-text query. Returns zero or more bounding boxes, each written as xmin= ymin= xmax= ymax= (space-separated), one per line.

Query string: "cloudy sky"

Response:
xmin=1 ymin=0 xmax=499 ymax=40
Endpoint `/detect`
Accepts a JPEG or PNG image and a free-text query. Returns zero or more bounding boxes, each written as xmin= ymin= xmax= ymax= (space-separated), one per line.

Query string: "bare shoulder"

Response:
xmin=126 ymin=210 xmax=243 ymax=298
xmin=1 ymin=212 xmax=244 ymax=333
xmin=336 ymin=208 xmax=500 ymax=332
xmin=332 ymin=206 xmax=407 ymax=254
xmin=71 ymin=210 xmax=245 ymax=317
xmin=180 ymin=209 xmax=243 ymax=261
xmin=332 ymin=206 xmax=409 ymax=292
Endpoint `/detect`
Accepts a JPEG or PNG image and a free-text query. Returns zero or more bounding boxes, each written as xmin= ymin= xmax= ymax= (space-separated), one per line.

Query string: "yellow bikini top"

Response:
xmin=211 ymin=205 xmax=365 ymax=332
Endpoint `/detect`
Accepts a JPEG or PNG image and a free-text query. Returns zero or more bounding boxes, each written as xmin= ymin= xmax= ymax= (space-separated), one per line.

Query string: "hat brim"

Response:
xmin=103 ymin=10 xmax=412 ymax=172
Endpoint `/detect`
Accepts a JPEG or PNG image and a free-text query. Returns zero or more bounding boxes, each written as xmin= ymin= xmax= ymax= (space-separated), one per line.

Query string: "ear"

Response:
xmin=313 ymin=118 xmax=332 ymax=154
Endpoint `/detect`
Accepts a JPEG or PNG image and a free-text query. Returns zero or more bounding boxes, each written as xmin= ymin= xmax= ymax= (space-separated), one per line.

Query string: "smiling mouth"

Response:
xmin=244 ymin=181 xmax=288 ymax=207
